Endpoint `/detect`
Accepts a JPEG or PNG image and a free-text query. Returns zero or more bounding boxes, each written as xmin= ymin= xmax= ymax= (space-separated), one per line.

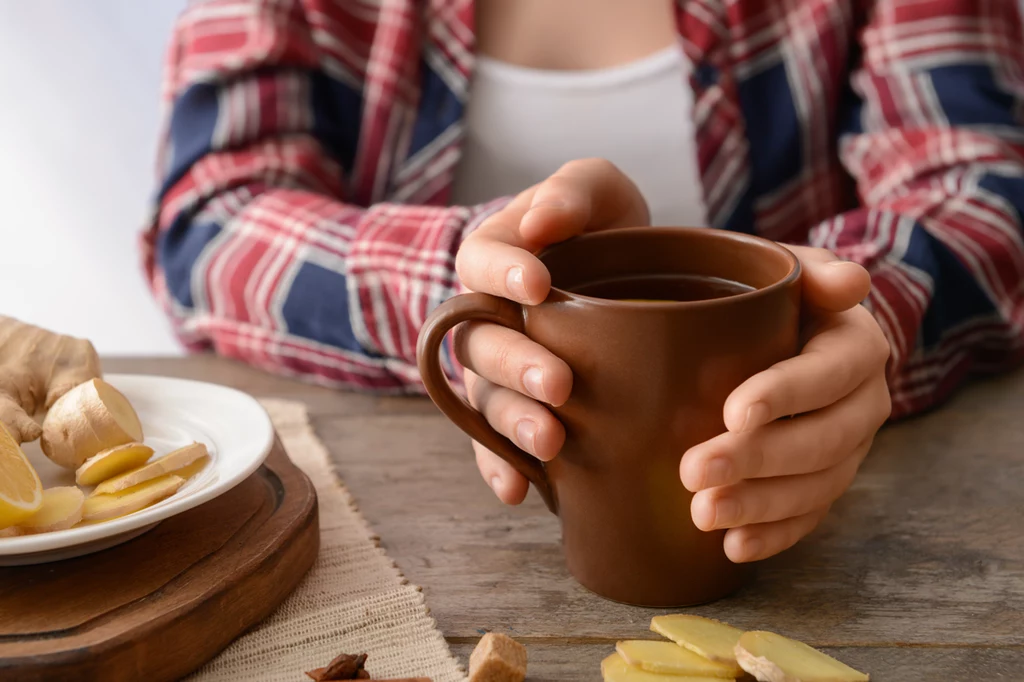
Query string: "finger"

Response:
xmin=518 ymin=158 xmax=649 ymax=244
xmin=690 ymin=443 xmax=867 ymax=530
xmin=456 ymin=159 xmax=648 ymax=304
xmin=455 ymin=321 xmax=573 ymax=406
xmin=455 ymin=234 xmax=552 ymax=305
xmin=466 ymin=371 xmax=565 ymax=462
xmin=786 ymin=245 xmax=872 ymax=313
xmin=723 ymin=506 xmax=831 ymax=563
xmin=474 ymin=440 xmax=530 ymax=505
xmin=722 ymin=305 xmax=890 ymax=431
xmin=684 ymin=376 xmax=889 ymax=490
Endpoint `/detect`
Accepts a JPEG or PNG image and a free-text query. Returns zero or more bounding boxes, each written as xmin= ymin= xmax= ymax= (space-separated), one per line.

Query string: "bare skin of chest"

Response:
xmin=474 ymin=0 xmax=678 ymax=70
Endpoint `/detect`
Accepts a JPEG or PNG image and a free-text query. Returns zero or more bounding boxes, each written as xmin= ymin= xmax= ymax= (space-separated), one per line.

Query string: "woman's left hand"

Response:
xmin=679 ymin=246 xmax=892 ymax=563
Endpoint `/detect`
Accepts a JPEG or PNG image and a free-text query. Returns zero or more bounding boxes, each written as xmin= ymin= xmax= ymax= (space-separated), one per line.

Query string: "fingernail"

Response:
xmin=528 ymin=199 xmax=565 ymax=212
xmin=742 ymin=536 xmax=764 ymax=560
xmin=523 ymin=367 xmax=546 ymax=401
xmin=506 ymin=266 xmax=528 ymax=300
xmin=714 ymin=498 xmax=741 ymax=528
xmin=743 ymin=402 xmax=771 ymax=431
xmin=704 ymin=458 xmax=733 ymax=487
xmin=516 ymin=419 xmax=538 ymax=453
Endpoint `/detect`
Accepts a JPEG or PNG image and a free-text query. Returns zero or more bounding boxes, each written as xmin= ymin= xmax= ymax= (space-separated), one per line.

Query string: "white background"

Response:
xmin=0 ymin=1 xmax=188 ymax=354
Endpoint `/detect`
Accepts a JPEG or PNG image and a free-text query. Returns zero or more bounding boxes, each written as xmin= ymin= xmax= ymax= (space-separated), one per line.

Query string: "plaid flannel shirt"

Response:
xmin=142 ymin=0 xmax=1024 ymax=418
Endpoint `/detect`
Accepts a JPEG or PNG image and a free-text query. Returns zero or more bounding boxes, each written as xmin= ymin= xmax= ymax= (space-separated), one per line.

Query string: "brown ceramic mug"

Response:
xmin=417 ymin=227 xmax=801 ymax=606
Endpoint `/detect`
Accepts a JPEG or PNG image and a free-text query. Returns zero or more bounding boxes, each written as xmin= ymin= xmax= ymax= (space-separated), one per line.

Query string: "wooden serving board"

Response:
xmin=0 ymin=436 xmax=319 ymax=682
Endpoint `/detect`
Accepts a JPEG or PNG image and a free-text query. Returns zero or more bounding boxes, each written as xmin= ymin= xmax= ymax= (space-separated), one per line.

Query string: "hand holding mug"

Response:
xmin=454 ymin=158 xmax=649 ymax=502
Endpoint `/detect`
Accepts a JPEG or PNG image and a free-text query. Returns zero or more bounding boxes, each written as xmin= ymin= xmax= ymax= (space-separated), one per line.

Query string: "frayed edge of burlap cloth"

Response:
xmin=187 ymin=399 xmax=467 ymax=682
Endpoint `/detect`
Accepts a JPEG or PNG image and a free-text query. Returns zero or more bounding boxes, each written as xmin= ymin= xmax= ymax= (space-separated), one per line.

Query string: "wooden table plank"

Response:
xmin=104 ymin=357 xmax=1024 ymax=679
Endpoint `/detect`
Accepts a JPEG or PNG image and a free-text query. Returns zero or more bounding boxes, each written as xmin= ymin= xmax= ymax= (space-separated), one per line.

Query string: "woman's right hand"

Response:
xmin=453 ymin=158 xmax=650 ymax=504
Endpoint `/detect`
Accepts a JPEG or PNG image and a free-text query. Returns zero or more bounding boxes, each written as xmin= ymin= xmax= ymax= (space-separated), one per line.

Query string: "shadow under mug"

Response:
xmin=417 ymin=227 xmax=801 ymax=606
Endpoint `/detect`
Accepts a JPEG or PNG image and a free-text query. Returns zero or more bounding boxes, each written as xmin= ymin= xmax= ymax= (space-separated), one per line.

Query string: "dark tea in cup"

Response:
xmin=571 ymin=273 xmax=756 ymax=302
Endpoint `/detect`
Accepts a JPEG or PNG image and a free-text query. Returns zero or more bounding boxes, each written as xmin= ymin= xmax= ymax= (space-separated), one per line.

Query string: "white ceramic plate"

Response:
xmin=0 ymin=374 xmax=274 ymax=565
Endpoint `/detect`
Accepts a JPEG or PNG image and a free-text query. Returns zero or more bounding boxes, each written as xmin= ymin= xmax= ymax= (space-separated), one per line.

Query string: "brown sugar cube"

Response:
xmin=469 ymin=633 xmax=527 ymax=682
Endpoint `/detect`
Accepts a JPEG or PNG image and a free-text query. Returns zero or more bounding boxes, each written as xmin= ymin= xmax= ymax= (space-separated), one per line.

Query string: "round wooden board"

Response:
xmin=0 ymin=436 xmax=319 ymax=682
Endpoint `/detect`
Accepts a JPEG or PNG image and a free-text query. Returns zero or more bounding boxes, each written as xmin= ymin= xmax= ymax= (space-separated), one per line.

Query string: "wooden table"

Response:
xmin=106 ymin=357 xmax=1024 ymax=681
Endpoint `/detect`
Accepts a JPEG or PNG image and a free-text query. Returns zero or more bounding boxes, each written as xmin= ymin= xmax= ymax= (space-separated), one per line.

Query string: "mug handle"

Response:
xmin=417 ymin=293 xmax=558 ymax=514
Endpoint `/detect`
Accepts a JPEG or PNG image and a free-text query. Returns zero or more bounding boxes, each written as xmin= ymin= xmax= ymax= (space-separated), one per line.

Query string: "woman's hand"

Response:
xmin=679 ymin=247 xmax=892 ymax=563
xmin=454 ymin=158 xmax=649 ymax=504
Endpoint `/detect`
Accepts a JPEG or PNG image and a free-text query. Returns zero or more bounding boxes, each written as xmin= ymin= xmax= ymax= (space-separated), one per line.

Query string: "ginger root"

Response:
xmin=18 ymin=487 xmax=85 ymax=534
xmin=82 ymin=474 xmax=183 ymax=523
xmin=0 ymin=316 xmax=101 ymax=444
xmin=41 ymin=378 xmax=143 ymax=469
xmin=76 ymin=443 xmax=155 ymax=486
xmin=650 ymin=615 xmax=744 ymax=665
xmin=93 ymin=442 xmax=207 ymax=495
xmin=601 ymin=653 xmax=727 ymax=682
xmin=469 ymin=633 xmax=528 ymax=682
xmin=615 ymin=641 xmax=738 ymax=678
xmin=734 ymin=631 xmax=868 ymax=682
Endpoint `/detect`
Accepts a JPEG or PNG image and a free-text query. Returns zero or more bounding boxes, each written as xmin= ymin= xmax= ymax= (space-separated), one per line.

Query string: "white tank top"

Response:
xmin=452 ymin=44 xmax=708 ymax=227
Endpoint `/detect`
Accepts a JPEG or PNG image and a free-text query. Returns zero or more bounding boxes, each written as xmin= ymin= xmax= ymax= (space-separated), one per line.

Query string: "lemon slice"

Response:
xmin=0 ymin=422 xmax=43 ymax=528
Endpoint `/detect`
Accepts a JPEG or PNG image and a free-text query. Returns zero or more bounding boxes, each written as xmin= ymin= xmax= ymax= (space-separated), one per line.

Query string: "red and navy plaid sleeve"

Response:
xmin=807 ymin=0 xmax=1024 ymax=417
xmin=141 ymin=0 xmax=501 ymax=392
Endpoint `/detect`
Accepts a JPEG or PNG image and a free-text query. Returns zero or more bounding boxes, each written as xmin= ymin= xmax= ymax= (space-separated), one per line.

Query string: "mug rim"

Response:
xmin=537 ymin=226 xmax=802 ymax=309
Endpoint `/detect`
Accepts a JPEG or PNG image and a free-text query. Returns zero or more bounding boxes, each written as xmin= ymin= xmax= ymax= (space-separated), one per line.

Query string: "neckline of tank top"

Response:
xmin=471 ymin=42 xmax=686 ymax=90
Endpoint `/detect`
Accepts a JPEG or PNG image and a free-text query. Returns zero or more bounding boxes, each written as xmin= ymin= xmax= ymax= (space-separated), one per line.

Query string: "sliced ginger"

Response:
xmin=169 ymin=454 xmax=210 ymax=482
xmin=82 ymin=475 xmax=184 ymax=523
xmin=93 ymin=442 xmax=207 ymax=495
xmin=0 ymin=422 xmax=43 ymax=529
xmin=601 ymin=653 xmax=732 ymax=682
xmin=651 ymin=615 xmax=744 ymax=665
xmin=76 ymin=442 xmax=155 ymax=486
xmin=734 ymin=631 xmax=869 ymax=682
xmin=41 ymin=378 xmax=144 ymax=469
xmin=18 ymin=487 xmax=85 ymax=534
xmin=616 ymin=641 xmax=738 ymax=678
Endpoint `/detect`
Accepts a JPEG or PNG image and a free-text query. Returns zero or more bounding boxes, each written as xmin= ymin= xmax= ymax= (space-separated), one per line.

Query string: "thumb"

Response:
xmin=788 ymin=246 xmax=872 ymax=313
xmin=518 ymin=158 xmax=649 ymax=247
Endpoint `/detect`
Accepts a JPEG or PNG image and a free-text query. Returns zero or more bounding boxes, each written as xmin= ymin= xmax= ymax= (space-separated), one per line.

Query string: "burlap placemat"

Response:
xmin=189 ymin=399 xmax=467 ymax=682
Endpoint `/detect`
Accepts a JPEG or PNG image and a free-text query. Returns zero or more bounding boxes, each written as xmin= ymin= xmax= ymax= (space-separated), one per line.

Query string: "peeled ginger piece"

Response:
xmin=19 ymin=487 xmax=85 ymax=534
xmin=0 ymin=423 xmax=43 ymax=529
xmin=735 ymin=631 xmax=868 ymax=682
xmin=651 ymin=615 xmax=744 ymax=665
xmin=76 ymin=442 xmax=155 ymax=486
xmin=40 ymin=378 xmax=143 ymax=469
xmin=601 ymin=653 xmax=732 ymax=682
xmin=93 ymin=442 xmax=207 ymax=495
xmin=82 ymin=475 xmax=184 ymax=523
xmin=616 ymin=641 xmax=738 ymax=678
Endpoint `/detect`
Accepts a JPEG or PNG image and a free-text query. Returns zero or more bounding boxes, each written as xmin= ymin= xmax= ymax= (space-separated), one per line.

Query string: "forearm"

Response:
xmin=809 ymin=165 xmax=1024 ymax=417
xmin=147 ymin=164 xmax=505 ymax=391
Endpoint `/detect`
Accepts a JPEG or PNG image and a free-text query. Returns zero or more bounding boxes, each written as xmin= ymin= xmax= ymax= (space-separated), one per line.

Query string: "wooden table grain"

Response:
xmin=106 ymin=356 xmax=1024 ymax=682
